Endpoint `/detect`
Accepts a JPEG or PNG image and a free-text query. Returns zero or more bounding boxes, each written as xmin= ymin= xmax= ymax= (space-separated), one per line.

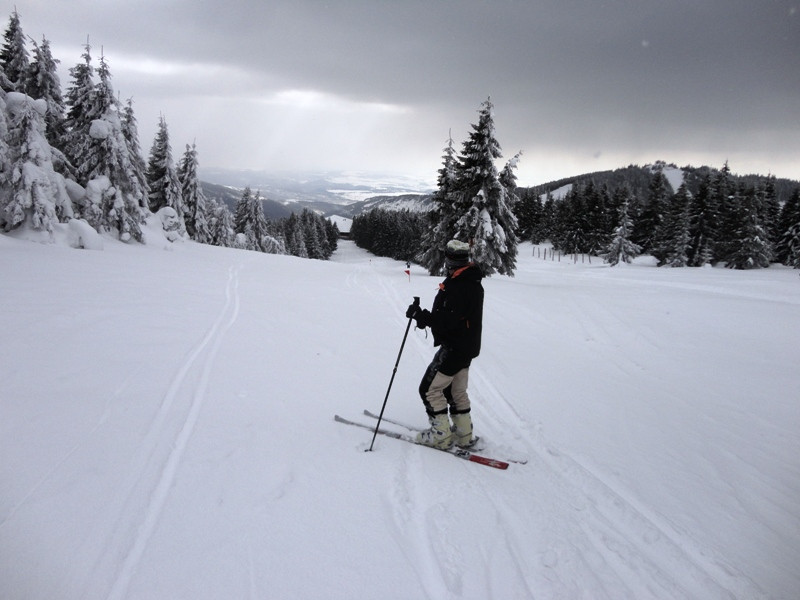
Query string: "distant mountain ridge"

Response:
xmin=200 ymin=163 xmax=800 ymax=221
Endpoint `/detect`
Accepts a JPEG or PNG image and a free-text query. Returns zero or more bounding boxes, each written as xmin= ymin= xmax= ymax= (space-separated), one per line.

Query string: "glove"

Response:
xmin=405 ymin=303 xmax=420 ymax=319
xmin=413 ymin=309 xmax=431 ymax=329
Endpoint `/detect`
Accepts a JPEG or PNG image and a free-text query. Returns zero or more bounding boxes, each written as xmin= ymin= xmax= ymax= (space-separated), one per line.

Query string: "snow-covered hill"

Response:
xmin=200 ymin=168 xmax=434 ymax=206
xmin=1 ymin=235 xmax=798 ymax=599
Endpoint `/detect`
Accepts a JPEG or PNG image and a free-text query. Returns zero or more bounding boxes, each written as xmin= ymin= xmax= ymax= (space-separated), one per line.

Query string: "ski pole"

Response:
xmin=367 ymin=296 xmax=420 ymax=452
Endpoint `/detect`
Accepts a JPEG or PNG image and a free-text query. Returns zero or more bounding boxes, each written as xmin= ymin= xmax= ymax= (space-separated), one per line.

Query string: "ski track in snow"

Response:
xmin=104 ymin=264 xmax=242 ymax=600
xmin=474 ymin=371 xmax=764 ymax=599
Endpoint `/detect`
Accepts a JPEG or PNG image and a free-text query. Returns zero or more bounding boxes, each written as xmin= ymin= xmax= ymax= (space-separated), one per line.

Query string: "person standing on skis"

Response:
xmin=405 ymin=239 xmax=484 ymax=449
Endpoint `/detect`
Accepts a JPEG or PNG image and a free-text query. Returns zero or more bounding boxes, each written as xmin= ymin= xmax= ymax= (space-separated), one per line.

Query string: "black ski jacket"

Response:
xmin=427 ymin=263 xmax=484 ymax=359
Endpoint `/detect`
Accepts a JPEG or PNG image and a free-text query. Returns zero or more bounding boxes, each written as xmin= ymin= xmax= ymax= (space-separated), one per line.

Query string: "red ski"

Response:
xmin=334 ymin=414 xmax=509 ymax=470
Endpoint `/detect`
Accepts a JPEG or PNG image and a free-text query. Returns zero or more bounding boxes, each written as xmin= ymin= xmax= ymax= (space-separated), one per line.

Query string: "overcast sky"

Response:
xmin=11 ymin=0 xmax=800 ymax=187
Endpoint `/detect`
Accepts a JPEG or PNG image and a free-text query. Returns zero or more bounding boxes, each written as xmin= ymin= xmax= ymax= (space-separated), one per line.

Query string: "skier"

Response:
xmin=405 ymin=239 xmax=484 ymax=449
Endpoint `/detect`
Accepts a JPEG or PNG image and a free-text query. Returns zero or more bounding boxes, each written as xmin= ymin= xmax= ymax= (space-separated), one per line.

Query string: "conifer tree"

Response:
xmin=419 ymin=132 xmax=458 ymax=275
xmin=120 ymin=98 xmax=149 ymax=211
xmin=1 ymin=93 xmax=71 ymax=233
xmin=207 ymin=198 xmax=236 ymax=247
xmin=774 ymin=188 xmax=800 ymax=265
xmin=453 ymin=98 xmax=518 ymax=276
xmin=514 ymin=188 xmax=544 ymax=243
xmin=536 ymin=193 xmax=556 ymax=243
xmin=63 ymin=42 xmax=101 ymax=230
xmin=785 ymin=221 xmax=800 ymax=269
xmin=63 ymin=42 xmax=97 ymax=160
xmin=711 ymin=161 xmax=737 ymax=262
xmin=726 ymin=186 xmax=772 ymax=269
xmin=177 ymin=143 xmax=211 ymax=243
xmin=583 ymin=180 xmax=612 ymax=255
xmin=760 ymin=177 xmax=781 ymax=253
xmin=687 ymin=177 xmax=717 ymax=266
xmin=602 ymin=192 xmax=641 ymax=266
xmin=234 ymin=187 xmax=276 ymax=252
xmin=325 ymin=219 xmax=339 ymax=257
xmin=146 ymin=115 xmax=184 ymax=230
xmin=27 ymin=36 xmax=66 ymax=155
xmin=301 ymin=208 xmax=325 ymax=259
xmin=315 ymin=210 xmax=335 ymax=258
xmin=663 ymin=183 xmax=692 ymax=267
xmin=77 ymin=53 xmax=146 ymax=241
xmin=261 ymin=228 xmax=286 ymax=255
xmin=0 ymin=89 xmax=10 ymax=184
xmin=554 ymin=186 xmax=588 ymax=254
xmin=633 ymin=169 xmax=670 ymax=252
xmin=0 ymin=10 xmax=29 ymax=93
xmin=283 ymin=212 xmax=308 ymax=258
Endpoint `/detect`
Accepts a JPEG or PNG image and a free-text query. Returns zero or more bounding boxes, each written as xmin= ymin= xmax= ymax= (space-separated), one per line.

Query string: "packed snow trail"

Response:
xmin=1 ymin=236 xmax=797 ymax=598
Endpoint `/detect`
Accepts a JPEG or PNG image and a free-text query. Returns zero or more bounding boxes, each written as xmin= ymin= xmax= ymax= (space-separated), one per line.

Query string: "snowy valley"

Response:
xmin=1 ymin=231 xmax=798 ymax=599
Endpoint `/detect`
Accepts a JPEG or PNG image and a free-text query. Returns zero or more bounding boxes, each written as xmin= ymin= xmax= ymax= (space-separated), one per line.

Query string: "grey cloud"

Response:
xmin=13 ymin=0 xmax=800 ymax=182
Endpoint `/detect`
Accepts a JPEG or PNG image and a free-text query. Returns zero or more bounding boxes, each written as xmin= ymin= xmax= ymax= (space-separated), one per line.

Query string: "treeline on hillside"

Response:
xmin=356 ymin=159 xmax=800 ymax=271
xmin=0 ymin=9 xmax=335 ymax=259
xmin=231 ymin=188 xmax=338 ymax=258
xmin=350 ymin=209 xmax=425 ymax=262
xmin=517 ymin=162 xmax=800 ymax=268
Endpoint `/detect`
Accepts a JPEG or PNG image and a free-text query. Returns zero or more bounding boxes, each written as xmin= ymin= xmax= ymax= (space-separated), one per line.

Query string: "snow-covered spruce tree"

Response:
xmin=786 ymin=221 xmax=800 ymax=269
xmin=300 ymin=208 xmax=325 ymax=259
xmin=0 ymin=87 xmax=9 ymax=174
xmin=62 ymin=43 xmax=102 ymax=226
xmin=419 ymin=132 xmax=459 ymax=275
xmin=726 ymin=185 xmax=772 ymax=269
xmin=27 ymin=36 xmax=67 ymax=157
xmin=687 ymin=176 xmax=717 ymax=266
xmin=120 ymin=98 xmax=149 ymax=212
xmin=582 ymin=180 xmax=613 ymax=255
xmin=514 ymin=188 xmax=544 ymax=243
xmin=261 ymin=228 xmax=286 ymax=254
xmin=664 ymin=183 xmax=692 ymax=267
xmin=177 ymin=143 xmax=211 ymax=243
xmin=234 ymin=187 xmax=280 ymax=253
xmin=602 ymin=191 xmax=641 ymax=266
xmin=146 ymin=115 xmax=185 ymax=231
xmin=0 ymin=10 xmax=30 ymax=93
xmin=325 ymin=220 xmax=340 ymax=257
xmin=552 ymin=184 xmax=589 ymax=254
xmin=76 ymin=54 xmax=146 ymax=241
xmin=711 ymin=161 xmax=737 ymax=262
xmin=632 ymin=168 xmax=670 ymax=253
xmin=1 ymin=92 xmax=72 ymax=234
xmin=774 ymin=188 xmax=800 ymax=265
xmin=534 ymin=193 xmax=556 ymax=243
xmin=452 ymin=98 xmax=519 ymax=276
xmin=760 ymin=177 xmax=782 ymax=253
xmin=207 ymin=198 xmax=236 ymax=247
xmin=308 ymin=208 xmax=336 ymax=259
xmin=283 ymin=211 xmax=308 ymax=258
xmin=63 ymin=42 xmax=97 ymax=153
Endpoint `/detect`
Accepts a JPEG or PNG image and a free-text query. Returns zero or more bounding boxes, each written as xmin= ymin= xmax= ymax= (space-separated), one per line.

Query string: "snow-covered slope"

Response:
xmin=1 ymin=235 xmax=798 ymax=599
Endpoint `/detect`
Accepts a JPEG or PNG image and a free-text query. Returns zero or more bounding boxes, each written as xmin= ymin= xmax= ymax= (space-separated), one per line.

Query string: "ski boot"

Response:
xmin=416 ymin=414 xmax=453 ymax=449
xmin=451 ymin=412 xmax=476 ymax=448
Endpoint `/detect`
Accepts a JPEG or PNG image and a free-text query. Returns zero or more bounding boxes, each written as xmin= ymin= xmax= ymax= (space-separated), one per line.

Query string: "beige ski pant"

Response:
xmin=419 ymin=347 xmax=472 ymax=416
